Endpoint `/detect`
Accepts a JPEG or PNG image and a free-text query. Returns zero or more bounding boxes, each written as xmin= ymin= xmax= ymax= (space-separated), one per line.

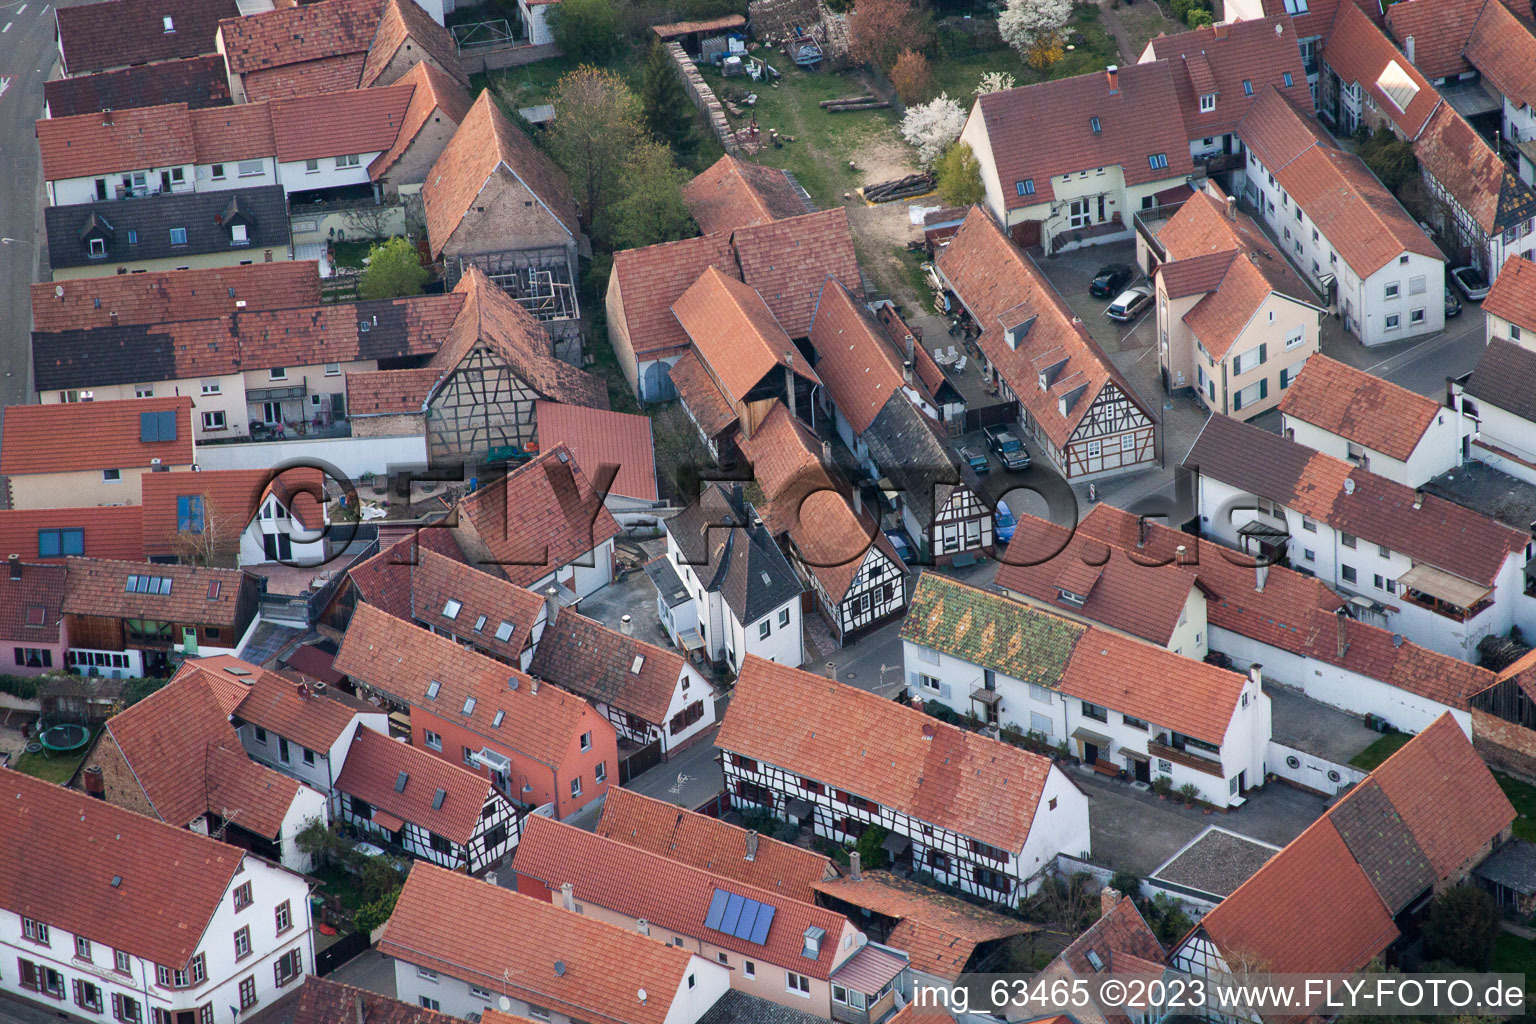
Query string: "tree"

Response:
xmin=601 ymin=141 xmax=697 ymax=249
xmin=974 ymin=70 xmax=1016 ymax=95
xmin=167 ymin=490 xmax=248 ymax=567
xmin=549 ymin=65 xmax=646 ymax=227
xmin=854 ymin=825 xmax=891 ymax=871
xmin=1423 ymin=885 xmax=1502 ymax=970
xmin=890 ymin=49 xmax=934 ymax=104
xmin=1027 ymin=34 xmax=1064 ymax=69
xmin=548 ymin=0 xmax=618 ymax=60
xmin=935 ymin=142 xmax=983 ymax=205
xmin=849 ymin=0 xmax=933 ymax=70
xmin=900 ymin=93 xmax=967 ymax=168
xmin=998 ymin=0 xmax=1072 ymax=55
xmin=357 ymin=236 xmax=428 ymax=300
xmin=640 ymin=41 xmax=697 ymax=159
xmin=1358 ymin=125 xmax=1419 ymax=193
xmin=1144 ymin=893 xmax=1193 ymax=946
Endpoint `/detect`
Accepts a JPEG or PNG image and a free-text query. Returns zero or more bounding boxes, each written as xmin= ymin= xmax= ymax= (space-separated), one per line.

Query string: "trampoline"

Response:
xmin=38 ymin=722 xmax=90 ymax=753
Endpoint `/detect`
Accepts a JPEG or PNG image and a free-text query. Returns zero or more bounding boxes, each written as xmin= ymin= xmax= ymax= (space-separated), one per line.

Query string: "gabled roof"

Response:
xmin=1277 ymin=355 xmax=1442 ymax=461
xmin=861 ymin=392 xmax=971 ymax=527
xmin=674 ymin=267 xmax=819 ymax=404
xmin=380 ymin=863 xmax=696 ymax=1024
xmin=0 ymin=396 xmax=192 ymax=475
xmin=423 ymin=91 xmax=578 ymax=258
xmin=1484 ymin=255 xmax=1536 ymax=332
xmin=188 ymin=102 xmax=277 ymax=164
xmin=56 ymin=0 xmax=238 ymax=74
xmin=360 ymin=0 xmax=472 ymax=90
xmin=1413 ymin=96 xmax=1536 ymax=235
xmin=1322 ymin=3 xmax=1441 ymax=138
xmin=809 ymin=278 xmax=907 ymax=435
xmin=0 ymin=506 xmax=146 ymax=564
xmin=596 ymin=787 xmax=834 ymax=903
xmin=229 ymin=660 xmax=370 ymax=753
xmin=732 ymin=208 xmax=862 ymax=338
xmin=345 ymin=366 xmax=439 ymax=417
xmin=1235 ymin=84 xmax=1333 ymax=172
xmin=1465 ymin=335 xmax=1536 ymax=422
xmin=718 ymin=656 xmax=1055 ymax=852
xmin=269 ymin=86 xmax=414 ymax=163
xmin=140 ymin=468 xmax=325 ymax=559
xmin=937 ymin=208 xmax=1153 ymax=449
xmin=1143 ymin=17 xmax=1312 ymax=140
xmin=1185 ymin=413 xmax=1527 ymax=587
xmin=1058 ymin=893 xmax=1165 ymax=976
xmin=0 ymin=766 xmax=246 ymax=970
xmin=30 ymin=261 xmax=320 ymax=334
xmin=456 ymin=445 xmax=622 ymax=588
xmin=241 ymin=54 xmax=371 ymax=103
xmin=38 ymin=103 xmax=197 ymax=182
xmin=528 ymin=610 xmax=688 ymax=724
xmin=812 ymin=871 xmax=1037 ymax=981
xmin=44 ymin=55 xmax=232 ymax=119
xmin=369 ymin=61 xmax=474 ymax=181
xmin=405 ymin=548 xmax=544 ymax=663
xmin=973 ymin=62 xmax=1193 ymax=209
xmin=665 ymin=484 xmax=803 ymax=624
xmin=217 ymin=0 xmax=381 ymax=75
xmin=668 ymin=350 xmax=739 ymax=438
xmin=63 ymin=557 xmax=249 ymax=626
xmin=334 ymin=602 xmax=595 ymax=768
xmin=43 ymin=185 xmax=291 ymax=270
xmin=535 ymin=402 xmax=658 ymax=503
xmin=610 ymin=233 xmax=739 ymax=361
xmin=682 ymin=155 xmax=810 ymax=235
xmin=1382 ymin=0 xmax=1483 ymax=80
xmin=334 ymin=726 xmax=495 ymax=845
xmin=515 ymin=816 xmax=852 ymax=979
xmin=1464 ymin=0 xmax=1536 ymax=109
xmin=343 ymin=529 xmax=467 ymax=622
xmin=0 ymin=563 xmax=67 ymax=645
xmin=902 ymin=570 xmax=1085 ymax=686
xmin=244 ymin=977 xmax=464 ymax=1024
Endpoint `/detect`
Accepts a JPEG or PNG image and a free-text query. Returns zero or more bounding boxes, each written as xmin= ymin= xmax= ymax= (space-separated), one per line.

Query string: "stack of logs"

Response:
xmin=821 ymin=93 xmax=889 ymax=112
xmin=861 ymin=172 xmax=937 ymax=202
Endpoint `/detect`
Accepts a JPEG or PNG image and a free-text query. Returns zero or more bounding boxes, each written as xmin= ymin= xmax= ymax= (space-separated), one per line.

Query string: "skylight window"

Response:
xmin=495 ymin=621 xmax=514 ymax=642
xmin=492 ymin=709 xmax=505 ymax=728
xmin=426 ymin=680 xmax=441 ymax=699
xmin=473 ymin=614 xmax=487 ymax=633
xmin=432 ymin=789 xmax=446 ymax=810
xmin=1377 ymin=60 xmax=1420 ymax=113
xmin=442 ymin=599 xmax=462 ymax=620
xmin=631 ymin=655 xmax=645 ymax=674
xmin=462 ymin=696 xmax=477 ymax=715
xmin=395 ymin=772 xmax=409 ymax=793
xmin=1090 ymin=115 xmax=1102 ymax=133
xmin=1148 ymin=153 xmax=1169 ymax=170
xmin=125 ymin=574 xmax=172 ymax=595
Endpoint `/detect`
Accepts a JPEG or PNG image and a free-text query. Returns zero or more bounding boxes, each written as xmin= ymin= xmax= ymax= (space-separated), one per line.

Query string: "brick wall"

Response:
xmin=79 ymin=732 xmax=158 ymax=819
xmin=1473 ymin=708 xmax=1536 ymax=783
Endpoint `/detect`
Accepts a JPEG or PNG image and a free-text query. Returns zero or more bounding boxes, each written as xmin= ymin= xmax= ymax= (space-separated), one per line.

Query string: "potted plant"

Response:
xmin=1178 ymin=782 xmax=1200 ymax=807
xmin=1152 ymin=777 xmax=1172 ymax=800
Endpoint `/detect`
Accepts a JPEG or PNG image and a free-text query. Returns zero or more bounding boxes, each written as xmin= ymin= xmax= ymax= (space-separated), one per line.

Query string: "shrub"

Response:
xmin=548 ymin=0 xmax=619 ymax=60
xmin=357 ymin=237 xmax=429 ymax=300
xmin=890 ymin=49 xmax=934 ymax=104
xmin=849 ymin=0 xmax=934 ymax=70
xmin=1177 ymin=782 xmax=1201 ymax=804
xmin=1109 ymin=869 xmax=1143 ymax=900
xmin=1186 ymin=8 xmax=1213 ymax=26
xmin=1423 ymin=885 xmax=1502 ymax=969
xmin=923 ymin=699 xmax=962 ymax=724
xmin=855 ymin=825 xmax=892 ymax=870
xmin=935 ymin=142 xmax=984 ymax=205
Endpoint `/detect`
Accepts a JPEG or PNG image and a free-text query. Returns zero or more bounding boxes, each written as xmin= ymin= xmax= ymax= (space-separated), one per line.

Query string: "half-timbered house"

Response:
xmin=937 ymin=208 xmax=1157 ymax=481
xmin=717 ymin=656 xmax=1091 ymax=899
xmin=332 ymin=724 xmax=521 ymax=874
xmin=737 ymin=402 xmax=909 ymax=645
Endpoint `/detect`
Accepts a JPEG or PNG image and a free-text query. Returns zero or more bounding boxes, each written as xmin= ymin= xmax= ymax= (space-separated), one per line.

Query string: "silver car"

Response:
xmin=1106 ymin=284 xmax=1155 ymax=322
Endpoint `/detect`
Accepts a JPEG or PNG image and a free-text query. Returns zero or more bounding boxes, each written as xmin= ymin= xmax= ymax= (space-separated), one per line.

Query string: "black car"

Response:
xmin=1090 ymin=263 xmax=1135 ymax=298
xmin=1445 ymin=285 xmax=1463 ymax=318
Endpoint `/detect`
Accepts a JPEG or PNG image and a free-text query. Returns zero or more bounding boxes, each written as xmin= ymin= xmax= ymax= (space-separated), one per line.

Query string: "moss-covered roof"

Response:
xmin=899 ymin=571 xmax=1084 ymax=686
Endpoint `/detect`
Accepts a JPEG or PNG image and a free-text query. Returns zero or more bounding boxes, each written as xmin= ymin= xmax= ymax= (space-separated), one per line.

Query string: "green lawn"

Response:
xmin=12 ymin=739 xmax=93 ymax=786
xmin=928 ymin=8 xmax=1120 ymax=103
xmin=331 ymin=239 xmax=377 ymax=270
xmin=1497 ymin=772 xmax=1536 ymax=843
xmin=1348 ymin=731 xmax=1412 ymax=770
xmin=1493 ymin=932 xmax=1536 ymax=984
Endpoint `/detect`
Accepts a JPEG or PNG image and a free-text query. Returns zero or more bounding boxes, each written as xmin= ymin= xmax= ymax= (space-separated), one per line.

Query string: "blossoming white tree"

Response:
xmin=997 ymin=0 xmax=1072 ymax=54
xmin=900 ymin=93 xmax=967 ymax=168
xmin=974 ymin=71 xmax=1017 ymax=96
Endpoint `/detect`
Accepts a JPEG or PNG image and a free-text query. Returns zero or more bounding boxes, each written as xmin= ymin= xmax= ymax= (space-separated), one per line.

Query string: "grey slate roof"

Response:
xmin=666 ymin=483 xmax=802 ymax=625
xmin=696 ymin=989 xmax=833 ymax=1024
xmin=1473 ymin=838 xmax=1536 ymax=895
xmin=1327 ymin=778 xmax=1437 ymax=915
xmin=862 ymin=392 xmax=969 ymax=526
xmin=45 ymin=185 xmax=289 ymax=270
xmin=45 ymin=55 xmax=232 ymax=118
xmin=1464 ymin=336 xmax=1536 ymax=423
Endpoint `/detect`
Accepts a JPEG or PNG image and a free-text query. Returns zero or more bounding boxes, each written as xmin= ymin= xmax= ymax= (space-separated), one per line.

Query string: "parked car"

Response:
xmin=959 ymin=445 xmax=991 ymax=475
xmin=1089 ymin=263 xmax=1135 ymax=298
xmin=1106 ymin=284 xmax=1155 ymax=322
xmin=884 ymin=530 xmax=915 ymax=564
xmin=1450 ymin=265 xmax=1490 ymax=301
xmin=1445 ymin=286 xmax=1463 ymax=318
xmin=983 ymin=423 xmax=1031 ymax=470
xmin=994 ymin=499 xmax=1017 ymax=544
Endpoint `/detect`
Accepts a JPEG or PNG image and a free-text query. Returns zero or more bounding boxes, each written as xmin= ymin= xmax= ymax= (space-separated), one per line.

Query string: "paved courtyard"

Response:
xmin=1268 ymin=685 xmax=1380 ymax=764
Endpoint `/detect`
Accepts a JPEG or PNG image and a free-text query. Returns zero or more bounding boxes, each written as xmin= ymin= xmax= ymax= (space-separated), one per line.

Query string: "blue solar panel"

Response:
xmin=735 ymin=899 xmax=761 ymax=940
xmin=747 ymin=904 xmax=776 ymax=944
xmin=704 ymin=889 xmax=730 ymax=931
xmin=720 ymin=892 xmax=746 ymax=936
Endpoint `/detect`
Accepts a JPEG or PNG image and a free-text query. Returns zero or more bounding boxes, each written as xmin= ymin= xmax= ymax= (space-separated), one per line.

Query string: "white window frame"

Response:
xmin=424 ymin=730 xmax=442 ymax=751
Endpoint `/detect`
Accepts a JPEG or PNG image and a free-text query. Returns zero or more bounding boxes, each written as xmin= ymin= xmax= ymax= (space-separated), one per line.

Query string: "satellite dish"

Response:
xmin=638 ymin=989 xmax=648 ymax=1004
xmin=54 ymin=285 xmax=64 ymax=297
xmin=498 ymin=997 xmax=511 ymax=1012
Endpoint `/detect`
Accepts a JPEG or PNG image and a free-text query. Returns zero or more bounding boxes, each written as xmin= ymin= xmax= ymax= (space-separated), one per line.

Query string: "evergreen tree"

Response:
xmin=640 ymin=41 xmax=697 ymax=160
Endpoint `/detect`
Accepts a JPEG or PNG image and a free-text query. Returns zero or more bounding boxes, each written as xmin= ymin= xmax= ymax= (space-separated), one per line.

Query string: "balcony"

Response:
xmin=1148 ymin=736 xmax=1224 ymax=777
xmin=1134 ymin=201 xmax=1186 ymax=262
xmin=1195 ymin=152 xmax=1244 ymax=175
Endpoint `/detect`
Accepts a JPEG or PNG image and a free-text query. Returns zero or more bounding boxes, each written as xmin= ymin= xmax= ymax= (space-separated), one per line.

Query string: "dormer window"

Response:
xmin=88 ymin=238 xmax=107 ymax=258
xmin=230 ymin=223 xmax=248 ymax=245
xmin=169 ymin=227 xmax=187 ymax=246
xmin=1199 ymin=93 xmax=1216 ymax=112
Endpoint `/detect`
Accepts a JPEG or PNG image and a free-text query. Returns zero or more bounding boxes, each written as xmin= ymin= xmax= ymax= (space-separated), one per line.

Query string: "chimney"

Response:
xmin=851 ymin=487 xmax=862 ymax=517
xmin=102 ymin=109 xmax=113 ymax=127
xmin=354 ymin=993 xmax=366 ymax=1024
xmin=1405 ymin=34 xmax=1416 ymax=64
xmin=1248 ymin=663 xmax=1263 ymax=689
xmin=637 ymin=919 xmax=651 ymax=936
xmin=745 ymin=830 xmax=759 ymax=861
xmin=904 ymin=334 xmax=915 ymax=363
xmin=1137 ymin=516 xmax=1149 ymax=549
xmin=1175 ymin=544 xmax=1189 ymax=565
xmin=822 ymin=440 xmax=833 ymax=466
xmin=7 ymin=555 xmax=19 ymax=582
xmin=531 ymin=677 xmax=540 ymax=695
xmin=560 ymin=882 xmax=575 ymax=911
xmin=1255 ymin=562 xmax=1267 ymax=592
xmin=910 ymin=696 xmax=925 ymax=711
xmin=1413 ymin=489 xmax=1424 ymax=510
xmin=903 ymin=360 xmax=914 ymax=387
xmin=1226 ymin=195 xmax=1237 ymax=221
xmin=82 ymin=765 xmax=105 ymax=800
xmin=826 ymin=661 xmax=837 ymax=680
xmin=620 ymin=614 xmax=633 ymax=636
xmin=1336 ymin=607 xmax=1349 ymax=658
xmin=1106 ymin=65 xmax=1119 ymax=93
xmin=544 ymin=585 xmax=560 ymax=627
xmin=849 ymin=850 xmax=862 ymax=881
xmin=1212 ymin=21 xmax=1228 ymax=38
xmin=1100 ymin=886 xmax=1122 ymax=918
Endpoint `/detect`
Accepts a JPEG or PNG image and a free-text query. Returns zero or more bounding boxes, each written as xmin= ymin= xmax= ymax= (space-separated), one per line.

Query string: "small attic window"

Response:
xmin=473 ymin=614 xmax=487 ymax=633
xmin=1090 ymin=116 xmax=1102 ymax=134
xmin=631 ymin=655 xmax=645 ymax=674
xmin=162 ymin=15 xmax=174 ymax=31
xmin=462 ymin=696 xmax=476 ymax=715
xmin=426 ymin=680 xmax=441 ymax=699
xmin=1016 ymin=179 xmax=1035 ymax=196
xmin=495 ymin=621 xmax=514 ymax=642
xmin=760 ymin=571 xmax=772 ymax=586
xmin=432 ymin=788 xmax=446 ymax=810
xmin=395 ymin=771 xmax=409 ymax=793
xmin=1086 ymin=949 xmax=1105 ymax=971
xmin=492 ymin=709 xmax=505 ymax=728
xmin=25 ymin=605 xmax=45 ymax=627
xmin=442 ymin=598 xmax=462 ymax=620
xmin=110 ymin=875 xmax=122 ymax=888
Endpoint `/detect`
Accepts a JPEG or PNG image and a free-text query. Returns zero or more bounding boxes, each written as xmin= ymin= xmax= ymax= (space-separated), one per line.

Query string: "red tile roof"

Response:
xmin=249 ymin=977 xmax=465 ymax=1024
xmin=528 ymin=610 xmax=686 ymax=724
xmin=937 ymin=208 xmax=1153 ymax=449
xmin=718 ymin=656 xmax=1056 ymax=852
xmin=456 ymin=445 xmax=622 ymax=588
xmin=1286 ymin=144 xmax=1439 ymax=276
xmin=674 ymin=267 xmax=819 ymax=404
xmin=667 ymin=350 xmax=739 ymax=438
xmin=682 ymin=154 xmax=809 ymax=235
xmin=56 ymin=0 xmax=238 ymax=75
xmin=515 ymin=815 xmax=852 ymax=979
xmin=1145 ymin=17 xmax=1313 ymax=141
xmin=974 ymin=62 xmax=1193 ymax=210
xmin=1235 ymin=85 xmax=1334 ymax=171
xmin=1382 ymin=0 xmax=1482 ymax=80
xmin=1276 ymin=355 xmax=1441 ymax=461
xmin=404 ymin=547 xmax=544 ymax=664
xmin=189 ymin=102 xmax=276 ymax=164
xmin=535 ymin=402 xmax=658 ymax=502
xmin=1464 ymin=0 xmax=1536 ymax=110
xmin=809 ymin=278 xmax=907 ymax=435
xmin=595 ymin=787 xmax=834 ymax=903
xmin=230 ymin=661 xmax=368 ymax=753
xmin=609 ymin=233 xmax=739 ymax=361
xmin=1412 ymin=102 xmax=1531 ymax=235
xmin=1322 ymin=3 xmax=1441 ymax=139
xmin=381 ymin=863 xmax=697 ymax=1024
xmin=334 ymin=602 xmax=595 ymax=768
xmin=0 ymin=766 xmax=246 ymax=970
xmin=1059 ymin=893 xmax=1165 ymax=976
xmin=369 ymin=61 xmax=474 ymax=181
xmin=140 ymin=468 xmax=324 ymax=559
xmin=269 ymin=86 xmax=414 ymax=163
xmin=345 ymin=367 xmax=438 ymax=417
xmin=30 ymin=262 xmax=320 ymax=333
xmin=240 ymin=54 xmax=370 ymax=103
xmin=0 ymin=563 xmax=66 ymax=645
xmin=218 ymin=0 xmax=382 ymax=75
xmin=62 ymin=557 xmax=249 ymax=627
xmin=732 ymin=208 xmax=862 ymax=338
xmin=0 ymin=506 xmax=146 ymax=563
xmin=423 ymin=91 xmax=578 ymax=257
xmin=37 ymin=103 xmax=196 ymax=182
xmin=0 ymin=397 xmax=193 ymax=475
xmin=334 ymin=726 xmax=494 ymax=845
xmin=359 ymin=0 xmax=471 ymax=90
xmin=1484 ymin=254 xmax=1536 ymax=330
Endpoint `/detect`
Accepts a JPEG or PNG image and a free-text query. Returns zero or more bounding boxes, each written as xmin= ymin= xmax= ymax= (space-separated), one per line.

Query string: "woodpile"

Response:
xmin=862 ymin=172 xmax=936 ymax=202
xmin=820 ymin=93 xmax=888 ymax=112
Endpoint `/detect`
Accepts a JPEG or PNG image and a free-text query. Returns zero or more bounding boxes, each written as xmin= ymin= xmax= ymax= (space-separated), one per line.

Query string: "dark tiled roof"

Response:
xmin=1326 ymin=778 xmax=1436 ymax=913
xmin=0 ymin=563 xmax=67 ymax=645
xmin=1464 ymin=336 xmax=1536 ymax=421
xmin=861 ymin=392 xmax=967 ymax=526
xmin=45 ymin=55 xmax=231 ymax=119
xmin=57 ymin=0 xmax=238 ymax=74
xmin=696 ymin=989 xmax=831 ymax=1024
xmin=665 ymin=484 xmax=801 ymax=624
xmin=62 ymin=556 xmax=248 ymax=626
xmin=901 ymin=571 xmax=1083 ymax=686
xmin=528 ymin=610 xmax=686 ymax=723
xmin=44 ymin=185 xmax=289 ymax=270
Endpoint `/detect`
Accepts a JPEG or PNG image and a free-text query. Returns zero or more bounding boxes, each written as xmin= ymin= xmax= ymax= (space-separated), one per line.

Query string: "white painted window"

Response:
xmin=1030 ymin=712 xmax=1053 ymax=736
xmin=424 ymin=730 xmax=442 ymax=751
xmin=1284 ymin=325 xmax=1305 ymax=348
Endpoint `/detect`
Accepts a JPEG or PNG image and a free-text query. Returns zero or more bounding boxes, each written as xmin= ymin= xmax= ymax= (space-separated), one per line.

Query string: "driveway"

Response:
xmin=623 ymin=723 xmax=726 ymax=810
